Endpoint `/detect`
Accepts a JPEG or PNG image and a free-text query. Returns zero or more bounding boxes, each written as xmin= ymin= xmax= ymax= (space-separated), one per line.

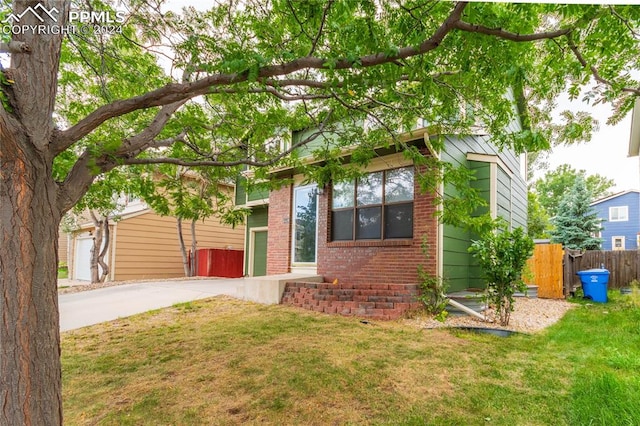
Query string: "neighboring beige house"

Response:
xmin=57 ymin=229 xmax=69 ymax=266
xmin=68 ymin=197 xmax=245 ymax=282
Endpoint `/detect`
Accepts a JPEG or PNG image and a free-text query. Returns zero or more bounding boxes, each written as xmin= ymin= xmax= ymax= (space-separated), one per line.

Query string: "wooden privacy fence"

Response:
xmin=523 ymin=246 xmax=639 ymax=298
xmin=564 ymin=249 xmax=640 ymax=294
xmin=526 ymin=244 xmax=564 ymax=299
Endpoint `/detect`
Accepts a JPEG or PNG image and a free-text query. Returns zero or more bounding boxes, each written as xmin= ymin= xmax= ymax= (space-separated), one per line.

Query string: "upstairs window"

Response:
xmin=609 ymin=206 xmax=629 ymax=222
xmin=331 ymin=167 xmax=414 ymax=241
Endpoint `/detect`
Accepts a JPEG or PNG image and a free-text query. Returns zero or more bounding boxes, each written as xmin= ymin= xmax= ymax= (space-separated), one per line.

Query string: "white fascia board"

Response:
xmin=629 ymin=98 xmax=640 ymax=157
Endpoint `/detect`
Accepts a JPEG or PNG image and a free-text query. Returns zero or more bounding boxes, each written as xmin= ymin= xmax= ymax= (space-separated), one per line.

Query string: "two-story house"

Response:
xmin=235 ymin=118 xmax=528 ymax=319
xmin=591 ymin=190 xmax=640 ymax=251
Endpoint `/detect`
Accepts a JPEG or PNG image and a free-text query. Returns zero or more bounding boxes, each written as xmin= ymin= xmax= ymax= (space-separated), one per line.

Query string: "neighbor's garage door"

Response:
xmin=74 ymin=237 xmax=93 ymax=281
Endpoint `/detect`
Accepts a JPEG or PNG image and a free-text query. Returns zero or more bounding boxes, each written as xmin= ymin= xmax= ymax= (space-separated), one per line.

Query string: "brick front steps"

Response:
xmin=281 ymin=281 xmax=422 ymax=320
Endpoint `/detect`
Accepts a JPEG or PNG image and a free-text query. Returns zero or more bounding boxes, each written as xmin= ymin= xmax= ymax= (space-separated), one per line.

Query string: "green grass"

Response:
xmin=58 ymin=266 xmax=68 ymax=279
xmin=62 ymin=292 xmax=640 ymax=425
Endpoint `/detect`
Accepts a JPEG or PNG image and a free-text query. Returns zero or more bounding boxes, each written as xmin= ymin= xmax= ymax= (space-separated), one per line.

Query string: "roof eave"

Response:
xmin=268 ymin=126 xmax=437 ymax=177
xmin=590 ymin=189 xmax=640 ymax=206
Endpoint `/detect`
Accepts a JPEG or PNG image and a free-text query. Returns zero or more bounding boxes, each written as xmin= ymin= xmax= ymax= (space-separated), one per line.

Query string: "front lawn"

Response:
xmin=58 ymin=265 xmax=68 ymax=279
xmin=62 ymin=293 xmax=640 ymax=425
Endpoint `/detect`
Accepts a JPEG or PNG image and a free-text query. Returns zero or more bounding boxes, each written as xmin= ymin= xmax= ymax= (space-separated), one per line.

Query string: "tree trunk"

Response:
xmin=176 ymin=218 xmax=190 ymax=276
xmin=98 ymin=218 xmax=110 ymax=282
xmin=89 ymin=212 xmax=103 ymax=284
xmin=89 ymin=212 xmax=110 ymax=283
xmin=0 ymin=133 xmax=63 ymax=424
xmin=0 ymin=1 xmax=68 ymax=421
xmin=190 ymin=219 xmax=197 ymax=277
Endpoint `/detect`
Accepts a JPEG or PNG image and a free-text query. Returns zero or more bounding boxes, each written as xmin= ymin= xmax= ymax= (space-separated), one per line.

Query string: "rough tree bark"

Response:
xmin=0 ymin=2 xmax=68 ymax=423
xmin=0 ymin=127 xmax=64 ymax=424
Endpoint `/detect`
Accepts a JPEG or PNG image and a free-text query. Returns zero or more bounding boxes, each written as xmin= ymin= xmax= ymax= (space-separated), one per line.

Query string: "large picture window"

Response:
xmin=331 ymin=167 xmax=414 ymax=241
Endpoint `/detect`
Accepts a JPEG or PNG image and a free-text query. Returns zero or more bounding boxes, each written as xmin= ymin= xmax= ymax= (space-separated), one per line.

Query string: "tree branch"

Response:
xmin=53 ymin=2 xmax=468 ymax=150
xmin=308 ymin=0 xmax=334 ymax=56
xmin=453 ymin=20 xmax=572 ymax=42
xmin=608 ymin=6 xmax=640 ymax=39
xmin=566 ymin=34 xmax=640 ymax=96
xmin=286 ymin=0 xmax=313 ymax=43
xmin=0 ymin=41 xmax=30 ymax=54
xmin=210 ymin=86 xmax=332 ymax=101
xmin=454 ymin=14 xmax=640 ymax=98
xmin=53 ymin=1 xmax=589 ymax=160
xmin=56 ymin=100 xmax=186 ymax=213
xmin=115 ymin=101 xmax=186 ymax=156
xmin=149 ymin=132 xmax=188 ymax=149
xmin=122 ymin=110 xmax=335 ymax=168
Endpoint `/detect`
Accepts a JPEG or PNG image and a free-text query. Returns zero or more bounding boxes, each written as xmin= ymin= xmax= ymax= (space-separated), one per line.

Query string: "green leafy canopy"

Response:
xmin=45 ymin=1 xmax=640 ymax=224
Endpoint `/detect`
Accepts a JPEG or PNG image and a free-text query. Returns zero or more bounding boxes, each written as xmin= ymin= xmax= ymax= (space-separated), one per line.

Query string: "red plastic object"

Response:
xmin=196 ymin=248 xmax=244 ymax=278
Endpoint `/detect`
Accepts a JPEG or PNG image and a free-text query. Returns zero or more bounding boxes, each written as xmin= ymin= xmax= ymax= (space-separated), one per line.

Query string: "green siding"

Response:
xmin=469 ymin=161 xmax=491 ymax=217
xmin=235 ymin=176 xmax=269 ymax=205
xmin=440 ymin=134 xmax=527 ymax=292
xmin=511 ymin=177 xmax=528 ymax=228
xmin=247 ymin=187 xmax=269 ymax=202
xmin=292 ymin=127 xmax=339 ymax=159
xmin=467 ymin=161 xmax=491 ymax=289
xmin=235 ymin=177 xmax=247 ymax=205
xmin=496 ymin=166 xmax=511 ymax=224
xmin=442 ymin=226 xmax=470 ymax=292
xmin=247 ymin=206 xmax=268 ymax=228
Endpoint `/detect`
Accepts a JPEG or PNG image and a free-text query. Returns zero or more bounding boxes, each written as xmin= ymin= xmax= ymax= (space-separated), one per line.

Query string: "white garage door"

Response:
xmin=74 ymin=237 xmax=93 ymax=281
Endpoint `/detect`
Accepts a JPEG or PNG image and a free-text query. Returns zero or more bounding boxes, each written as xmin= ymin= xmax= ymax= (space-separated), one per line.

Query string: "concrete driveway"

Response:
xmin=58 ymin=279 xmax=240 ymax=332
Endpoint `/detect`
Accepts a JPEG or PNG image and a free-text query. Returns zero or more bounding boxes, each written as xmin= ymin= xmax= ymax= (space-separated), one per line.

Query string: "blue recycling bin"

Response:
xmin=576 ymin=268 xmax=610 ymax=303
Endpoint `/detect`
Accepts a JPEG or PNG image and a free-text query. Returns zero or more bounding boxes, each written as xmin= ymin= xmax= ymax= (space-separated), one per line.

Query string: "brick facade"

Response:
xmin=317 ymin=168 xmax=438 ymax=286
xmin=281 ymin=282 xmax=423 ymax=320
xmin=266 ymin=151 xmax=439 ymax=319
xmin=266 ymin=185 xmax=292 ymax=275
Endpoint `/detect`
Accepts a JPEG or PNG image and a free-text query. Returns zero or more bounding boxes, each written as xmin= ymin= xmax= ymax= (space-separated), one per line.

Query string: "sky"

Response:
xmin=539 ymin=98 xmax=639 ymax=192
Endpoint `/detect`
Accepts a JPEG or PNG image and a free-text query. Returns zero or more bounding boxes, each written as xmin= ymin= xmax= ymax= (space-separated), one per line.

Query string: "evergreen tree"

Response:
xmin=534 ymin=164 xmax=614 ymax=218
xmin=550 ymin=176 xmax=602 ymax=250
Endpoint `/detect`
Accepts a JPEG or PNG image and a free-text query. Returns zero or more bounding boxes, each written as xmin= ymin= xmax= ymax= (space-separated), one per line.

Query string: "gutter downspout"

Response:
xmin=448 ymin=298 xmax=487 ymax=321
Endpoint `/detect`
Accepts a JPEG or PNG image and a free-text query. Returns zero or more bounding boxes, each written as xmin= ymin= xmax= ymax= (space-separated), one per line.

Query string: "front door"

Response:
xmin=251 ymin=229 xmax=268 ymax=276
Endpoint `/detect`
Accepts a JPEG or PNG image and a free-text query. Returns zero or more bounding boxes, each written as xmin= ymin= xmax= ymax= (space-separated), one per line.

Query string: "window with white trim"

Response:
xmin=609 ymin=206 xmax=629 ymax=222
xmin=331 ymin=167 xmax=414 ymax=241
xmin=612 ymin=236 xmax=626 ymax=250
xmin=292 ymin=185 xmax=318 ymax=263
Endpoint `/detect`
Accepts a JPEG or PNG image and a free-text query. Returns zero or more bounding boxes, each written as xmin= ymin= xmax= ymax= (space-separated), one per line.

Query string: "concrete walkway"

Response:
xmin=59 ymin=279 xmax=240 ymax=332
